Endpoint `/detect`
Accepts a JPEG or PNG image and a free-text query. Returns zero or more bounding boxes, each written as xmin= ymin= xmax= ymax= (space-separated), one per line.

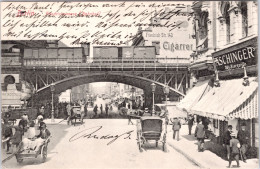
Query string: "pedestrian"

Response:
xmin=237 ymin=123 xmax=250 ymax=162
xmin=100 ymin=104 xmax=103 ymax=114
xmin=67 ymin=103 xmax=72 ymax=125
xmin=223 ymin=125 xmax=233 ymax=161
xmin=93 ymin=105 xmax=98 ymax=116
xmin=18 ymin=115 xmax=28 ymax=135
xmin=194 ymin=118 xmax=205 ymax=152
xmin=105 ymin=104 xmax=109 ymax=117
xmin=228 ymin=132 xmax=240 ymax=168
xmin=188 ymin=115 xmax=194 ymax=135
xmin=3 ymin=122 xmax=13 ymax=153
xmin=84 ymin=103 xmax=88 ymax=117
xmin=171 ymin=117 xmax=181 ymax=141
xmin=38 ymin=106 xmax=45 ymax=119
xmin=9 ymin=124 xmax=23 ymax=154
xmin=26 ymin=121 xmax=36 ymax=139
xmin=80 ymin=100 xmax=85 ymax=123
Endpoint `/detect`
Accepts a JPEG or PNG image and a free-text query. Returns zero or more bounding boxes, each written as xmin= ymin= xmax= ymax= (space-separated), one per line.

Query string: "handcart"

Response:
xmin=136 ymin=116 xmax=166 ymax=151
xmin=15 ymin=136 xmax=51 ymax=163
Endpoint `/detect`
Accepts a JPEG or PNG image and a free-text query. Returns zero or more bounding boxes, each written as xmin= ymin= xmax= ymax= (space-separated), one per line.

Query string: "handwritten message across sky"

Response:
xmin=1 ymin=1 xmax=193 ymax=46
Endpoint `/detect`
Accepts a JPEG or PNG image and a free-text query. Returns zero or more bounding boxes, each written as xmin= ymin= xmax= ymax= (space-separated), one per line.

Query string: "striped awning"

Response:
xmin=177 ymin=80 xmax=212 ymax=112
xmin=191 ymin=77 xmax=258 ymax=120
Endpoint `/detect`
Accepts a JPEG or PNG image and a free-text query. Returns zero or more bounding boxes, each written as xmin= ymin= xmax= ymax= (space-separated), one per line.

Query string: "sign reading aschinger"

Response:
xmin=213 ymin=46 xmax=257 ymax=71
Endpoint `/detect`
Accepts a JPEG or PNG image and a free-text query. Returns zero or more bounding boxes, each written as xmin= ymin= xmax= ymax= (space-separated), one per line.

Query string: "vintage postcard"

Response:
xmin=1 ymin=1 xmax=259 ymax=169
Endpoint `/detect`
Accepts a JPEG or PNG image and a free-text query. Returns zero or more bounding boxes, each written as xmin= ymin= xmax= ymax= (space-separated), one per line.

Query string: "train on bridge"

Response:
xmin=2 ymin=45 xmax=157 ymax=65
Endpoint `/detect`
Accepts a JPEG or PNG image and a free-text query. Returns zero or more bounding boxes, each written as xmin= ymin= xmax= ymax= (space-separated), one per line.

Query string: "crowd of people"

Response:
xmin=2 ymin=111 xmax=51 ymax=155
xmin=169 ymin=115 xmax=250 ymax=168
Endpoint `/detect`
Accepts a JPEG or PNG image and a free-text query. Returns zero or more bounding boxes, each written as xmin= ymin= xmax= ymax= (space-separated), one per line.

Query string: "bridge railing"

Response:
xmin=23 ymin=57 xmax=190 ymax=68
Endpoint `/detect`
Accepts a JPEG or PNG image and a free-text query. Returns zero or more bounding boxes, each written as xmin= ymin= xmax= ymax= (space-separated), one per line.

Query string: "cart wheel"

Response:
xmin=41 ymin=146 xmax=47 ymax=163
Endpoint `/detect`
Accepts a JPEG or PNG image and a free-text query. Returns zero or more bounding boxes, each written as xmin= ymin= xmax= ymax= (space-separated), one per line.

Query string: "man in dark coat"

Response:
xmin=100 ymin=104 xmax=103 ymax=114
xmin=223 ymin=125 xmax=233 ymax=160
xmin=93 ymin=105 xmax=98 ymax=116
xmin=195 ymin=118 xmax=205 ymax=152
xmin=188 ymin=115 xmax=194 ymax=135
xmin=228 ymin=132 xmax=240 ymax=168
xmin=105 ymin=104 xmax=109 ymax=117
xmin=237 ymin=123 xmax=250 ymax=162
xmin=171 ymin=118 xmax=181 ymax=141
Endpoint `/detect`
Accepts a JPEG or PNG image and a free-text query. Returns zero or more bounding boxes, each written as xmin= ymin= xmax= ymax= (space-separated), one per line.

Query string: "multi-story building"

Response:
xmin=178 ymin=1 xmax=258 ymax=151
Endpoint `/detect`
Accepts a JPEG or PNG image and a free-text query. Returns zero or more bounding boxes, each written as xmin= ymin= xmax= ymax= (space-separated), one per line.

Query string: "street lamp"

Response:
xmin=131 ymin=87 xmax=135 ymax=110
xmin=163 ymin=85 xmax=170 ymax=116
xmin=50 ymin=83 xmax=55 ymax=122
xmin=151 ymin=83 xmax=156 ymax=116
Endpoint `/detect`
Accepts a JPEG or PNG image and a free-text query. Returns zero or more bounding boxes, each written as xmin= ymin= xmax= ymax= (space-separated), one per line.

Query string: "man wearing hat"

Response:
xmin=228 ymin=132 xmax=240 ymax=168
xmin=237 ymin=123 xmax=250 ymax=162
xmin=223 ymin=125 xmax=233 ymax=160
xmin=34 ymin=122 xmax=51 ymax=152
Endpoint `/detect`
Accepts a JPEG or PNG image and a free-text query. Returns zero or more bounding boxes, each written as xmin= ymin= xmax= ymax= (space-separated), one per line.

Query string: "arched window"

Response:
xmin=241 ymin=2 xmax=248 ymax=37
xmin=4 ymin=75 xmax=15 ymax=84
xmin=220 ymin=2 xmax=231 ymax=44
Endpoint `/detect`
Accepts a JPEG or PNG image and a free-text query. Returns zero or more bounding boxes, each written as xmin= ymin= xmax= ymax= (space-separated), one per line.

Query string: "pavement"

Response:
xmin=166 ymin=125 xmax=259 ymax=169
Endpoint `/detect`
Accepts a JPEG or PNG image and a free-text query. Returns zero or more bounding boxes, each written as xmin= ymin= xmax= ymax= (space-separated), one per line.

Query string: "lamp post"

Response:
xmin=151 ymin=83 xmax=156 ymax=116
xmin=163 ymin=85 xmax=170 ymax=120
xmin=50 ymin=83 xmax=55 ymax=122
xmin=131 ymin=87 xmax=135 ymax=110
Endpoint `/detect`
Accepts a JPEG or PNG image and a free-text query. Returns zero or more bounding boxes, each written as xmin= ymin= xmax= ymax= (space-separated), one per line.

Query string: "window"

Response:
xmin=220 ymin=2 xmax=231 ymax=44
xmin=152 ymin=41 xmax=160 ymax=55
xmin=226 ymin=15 xmax=231 ymax=44
xmin=241 ymin=2 xmax=248 ymax=38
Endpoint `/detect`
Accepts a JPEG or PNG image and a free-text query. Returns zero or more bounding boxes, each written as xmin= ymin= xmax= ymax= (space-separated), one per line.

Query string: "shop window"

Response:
xmin=241 ymin=2 xmax=248 ymax=38
xmin=152 ymin=41 xmax=160 ymax=55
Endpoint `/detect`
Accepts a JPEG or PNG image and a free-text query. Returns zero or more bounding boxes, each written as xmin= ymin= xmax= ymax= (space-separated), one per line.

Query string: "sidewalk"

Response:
xmin=166 ymin=125 xmax=259 ymax=169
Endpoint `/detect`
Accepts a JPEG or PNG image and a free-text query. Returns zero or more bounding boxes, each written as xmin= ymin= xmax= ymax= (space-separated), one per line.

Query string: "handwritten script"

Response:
xmin=1 ymin=2 xmax=193 ymax=45
xmin=69 ymin=126 xmax=134 ymax=145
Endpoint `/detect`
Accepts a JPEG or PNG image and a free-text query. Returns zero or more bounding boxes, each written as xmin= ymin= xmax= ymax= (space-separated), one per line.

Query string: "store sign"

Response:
xmin=213 ymin=46 xmax=257 ymax=71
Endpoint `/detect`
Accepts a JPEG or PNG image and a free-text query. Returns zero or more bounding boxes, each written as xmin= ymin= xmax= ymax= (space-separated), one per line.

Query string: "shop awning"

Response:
xmin=191 ymin=77 xmax=258 ymax=120
xmin=177 ymin=80 xmax=212 ymax=112
xmin=155 ymin=104 xmax=187 ymax=119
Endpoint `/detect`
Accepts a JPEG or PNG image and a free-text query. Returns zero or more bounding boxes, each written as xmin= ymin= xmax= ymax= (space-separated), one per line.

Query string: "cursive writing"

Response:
xmin=1 ymin=1 xmax=194 ymax=45
xmin=69 ymin=126 xmax=134 ymax=145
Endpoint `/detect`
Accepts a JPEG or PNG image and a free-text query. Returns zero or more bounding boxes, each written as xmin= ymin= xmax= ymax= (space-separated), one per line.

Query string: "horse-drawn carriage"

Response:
xmin=136 ymin=116 xmax=167 ymax=152
xmin=71 ymin=106 xmax=83 ymax=126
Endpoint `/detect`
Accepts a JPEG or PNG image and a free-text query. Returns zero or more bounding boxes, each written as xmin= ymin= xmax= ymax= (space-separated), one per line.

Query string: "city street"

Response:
xmin=2 ymin=119 xmax=199 ymax=169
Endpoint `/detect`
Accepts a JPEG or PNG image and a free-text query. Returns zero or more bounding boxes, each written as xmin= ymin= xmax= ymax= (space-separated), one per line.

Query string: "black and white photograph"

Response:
xmin=0 ymin=1 xmax=259 ymax=169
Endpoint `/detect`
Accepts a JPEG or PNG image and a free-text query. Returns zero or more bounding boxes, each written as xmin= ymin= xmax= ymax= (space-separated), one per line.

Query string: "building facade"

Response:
xmin=178 ymin=1 xmax=258 ymax=152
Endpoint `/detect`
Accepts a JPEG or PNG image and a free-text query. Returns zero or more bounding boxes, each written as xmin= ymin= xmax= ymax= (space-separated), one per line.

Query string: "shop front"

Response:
xmin=190 ymin=36 xmax=258 ymax=153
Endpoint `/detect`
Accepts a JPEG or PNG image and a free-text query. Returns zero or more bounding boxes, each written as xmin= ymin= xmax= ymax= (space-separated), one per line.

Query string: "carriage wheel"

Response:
xmin=162 ymin=133 xmax=167 ymax=151
xmin=41 ymin=146 xmax=47 ymax=163
xmin=137 ymin=132 xmax=142 ymax=151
